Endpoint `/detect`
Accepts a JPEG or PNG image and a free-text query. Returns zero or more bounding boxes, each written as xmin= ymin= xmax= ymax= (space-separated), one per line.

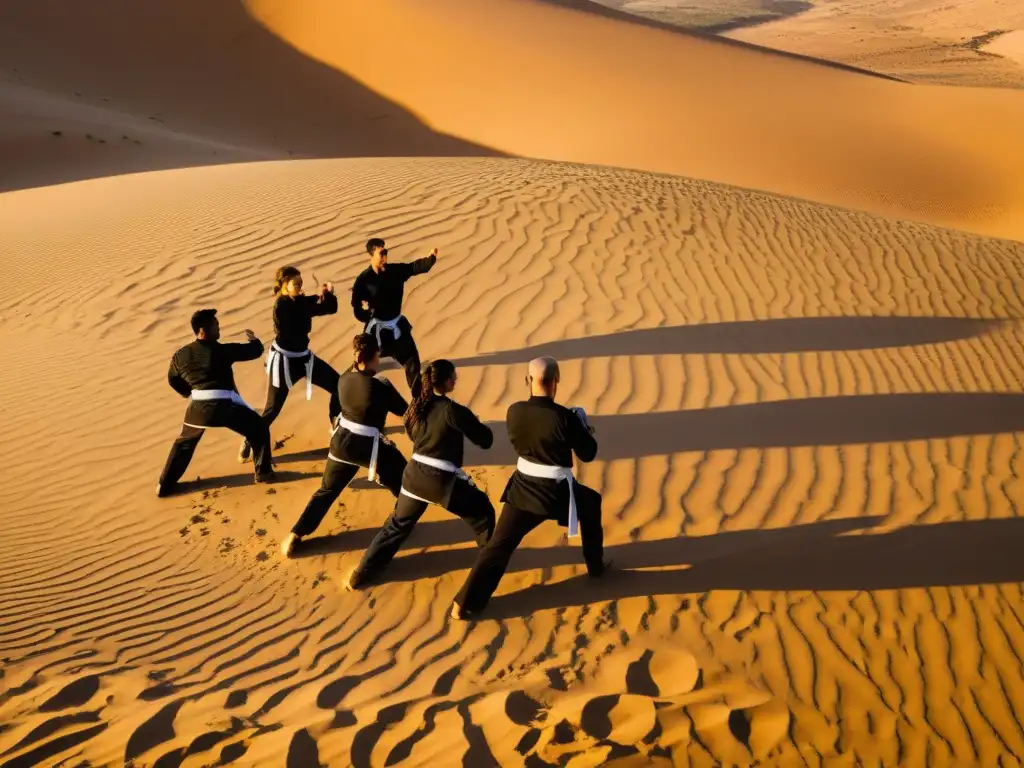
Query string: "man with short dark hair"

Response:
xmin=157 ymin=309 xmax=274 ymax=496
xmin=451 ymin=356 xmax=609 ymax=619
xmin=351 ymin=237 xmax=437 ymax=398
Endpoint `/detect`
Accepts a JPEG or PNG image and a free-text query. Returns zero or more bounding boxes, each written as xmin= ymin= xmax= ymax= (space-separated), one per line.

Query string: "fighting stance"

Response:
xmin=351 ymin=238 xmax=437 ymax=399
xmin=158 ymin=309 xmax=274 ymax=496
xmin=345 ymin=360 xmax=495 ymax=589
xmin=281 ymin=334 xmax=409 ymax=557
xmin=240 ymin=266 xmax=341 ymax=462
xmin=452 ymin=357 xmax=608 ymax=619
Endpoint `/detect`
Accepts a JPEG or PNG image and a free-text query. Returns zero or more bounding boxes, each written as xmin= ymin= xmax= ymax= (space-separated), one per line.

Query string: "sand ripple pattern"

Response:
xmin=1 ymin=158 xmax=1024 ymax=766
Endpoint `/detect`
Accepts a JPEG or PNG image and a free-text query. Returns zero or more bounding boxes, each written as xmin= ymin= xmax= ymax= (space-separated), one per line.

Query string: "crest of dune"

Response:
xmin=245 ymin=0 xmax=1024 ymax=240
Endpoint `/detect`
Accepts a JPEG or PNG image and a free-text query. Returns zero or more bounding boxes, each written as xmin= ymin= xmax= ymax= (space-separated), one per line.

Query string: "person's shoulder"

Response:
xmin=354 ymin=266 xmax=374 ymax=282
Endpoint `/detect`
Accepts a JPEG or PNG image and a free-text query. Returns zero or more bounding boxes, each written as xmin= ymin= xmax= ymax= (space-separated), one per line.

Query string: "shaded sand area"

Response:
xmin=4 ymin=1 xmax=1024 ymax=240
xmin=2 ymin=157 xmax=1024 ymax=765
xmin=592 ymin=0 xmax=1024 ymax=87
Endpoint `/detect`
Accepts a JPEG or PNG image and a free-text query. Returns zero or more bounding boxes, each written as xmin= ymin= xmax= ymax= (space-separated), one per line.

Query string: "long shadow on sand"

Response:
xmin=0 ymin=0 xmax=500 ymax=192
xmin=465 ymin=391 xmax=1024 ymax=466
xmin=480 ymin=515 xmax=1024 ymax=619
xmin=364 ymin=515 xmax=1024 ymax=619
xmin=169 ymin=469 xmax=318 ymax=496
xmin=450 ymin=315 xmax=1004 ymax=369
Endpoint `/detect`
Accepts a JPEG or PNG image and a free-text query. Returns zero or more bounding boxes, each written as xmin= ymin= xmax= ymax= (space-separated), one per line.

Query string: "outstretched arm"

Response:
xmin=167 ymin=354 xmax=191 ymax=398
xmin=396 ymin=247 xmax=438 ymax=282
xmin=306 ymin=289 xmax=338 ymax=317
xmin=448 ymin=401 xmax=493 ymax=449
xmin=223 ymin=331 xmax=264 ymax=362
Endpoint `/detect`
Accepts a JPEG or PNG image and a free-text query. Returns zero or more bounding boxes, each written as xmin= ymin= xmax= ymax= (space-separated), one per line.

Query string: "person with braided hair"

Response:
xmin=351 ymin=238 xmax=437 ymax=399
xmin=239 ymin=266 xmax=342 ymax=463
xmin=344 ymin=359 xmax=495 ymax=588
xmin=281 ymin=334 xmax=409 ymax=557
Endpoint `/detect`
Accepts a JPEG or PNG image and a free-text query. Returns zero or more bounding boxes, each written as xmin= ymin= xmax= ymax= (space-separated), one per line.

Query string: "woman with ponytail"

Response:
xmin=345 ymin=359 xmax=495 ymax=588
xmin=239 ymin=265 xmax=342 ymax=463
xmin=281 ymin=334 xmax=409 ymax=557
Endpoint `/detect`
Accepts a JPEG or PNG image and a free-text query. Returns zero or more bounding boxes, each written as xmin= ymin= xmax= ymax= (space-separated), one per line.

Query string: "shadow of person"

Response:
xmin=357 ymin=515 xmax=883 ymax=586
xmin=170 ymin=469 xmax=319 ymax=495
xmin=478 ymin=516 xmax=1024 ymax=620
xmin=465 ymin=392 xmax=1024 ymax=466
xmin=292 ymin=519 xmax=474 ymax=558
xmin=450 ymin=316 xmax=1004 ymax=370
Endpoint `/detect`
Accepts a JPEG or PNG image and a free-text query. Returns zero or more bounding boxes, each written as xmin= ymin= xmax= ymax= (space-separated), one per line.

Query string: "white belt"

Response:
xmin=189 ymin=389 xmax=253 ymax=409
xmin=516 ymin=457 xmax=578 ymax=537
xmin=365 ymin=315 xmax=403 ymax=348
xmin=328 ymin=416 xmax=381 ymax=482
xmin=184 ymin=389 xmax=254 ymax=428
xmin=265 ymin=342 xmax=314 ymax=400
xmin=400 ymin=453 xmax=473 ymax=503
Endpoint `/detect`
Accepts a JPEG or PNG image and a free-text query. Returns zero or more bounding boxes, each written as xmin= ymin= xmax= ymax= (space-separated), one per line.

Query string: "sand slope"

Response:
xmin=0 ymin=1 xmax=495 ymax=193
xmin=3 ymin=1 xmax=1024 ymax=240
xmin=243 ymin=0 xmax=1024 ymax=240
xmin=2 ymin=157 xmax=1024 ymax=765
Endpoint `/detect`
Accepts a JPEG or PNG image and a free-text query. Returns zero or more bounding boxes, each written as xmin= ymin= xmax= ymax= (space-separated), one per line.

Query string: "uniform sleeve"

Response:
xmin=567 ymin=410 xmax=598 ymax=463
xmin=167 ymin=353 xmax=191 ymax=398
xmin=223 ymin=338 xmax=264 ymax=362
xmin=303 ymin=292 xmax=337 ymax=317
xmin=351 ymin=275 xmax=371 ymax=323
xmin=448 ymin=402 xmax=493 ymax=449
xmin=379 ymin=378 xmax=409 ymax=417
xmin=395 ymin=257 xmax=436 ymax=284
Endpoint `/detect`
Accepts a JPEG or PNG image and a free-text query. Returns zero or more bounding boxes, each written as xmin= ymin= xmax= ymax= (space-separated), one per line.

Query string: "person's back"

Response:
xmin=337 ymin=368 xmax=406 ymax=431
xmin=411 ymin=396 xmax=492 ymax=466
xmin=452 ymin=356 xmax=606 ymax=620
xmin=170 ymin=338 xmax=257 ymax=393
xmin=502 ymin=396 xmax=597 ymax=520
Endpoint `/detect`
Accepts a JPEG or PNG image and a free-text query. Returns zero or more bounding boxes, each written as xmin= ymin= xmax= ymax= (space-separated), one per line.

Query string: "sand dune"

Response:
xmin=4 ymin=1 xmax=1024 ymax=239
xmin=242 ymin=0 xmax=1024 ymax=240
xmin=2 ymin=157 xmax=1024 ymax=765
xmin=592 ymin=0 xmax=1024 ymax=87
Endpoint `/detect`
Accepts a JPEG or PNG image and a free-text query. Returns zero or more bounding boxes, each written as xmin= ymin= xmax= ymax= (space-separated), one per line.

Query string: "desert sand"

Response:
xmin=2 ymin=1 xmax=1024 ymax=767
xmin=592 ymin=0 xmax=1024 ymax=87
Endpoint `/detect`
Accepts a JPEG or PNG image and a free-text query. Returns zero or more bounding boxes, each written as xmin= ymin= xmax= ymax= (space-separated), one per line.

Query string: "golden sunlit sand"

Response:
xmin=1 ymin=1 xmax=1023 ymax=766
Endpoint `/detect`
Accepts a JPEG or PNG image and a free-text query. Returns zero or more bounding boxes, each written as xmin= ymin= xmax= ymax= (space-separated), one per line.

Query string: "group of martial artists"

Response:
xmin=158 ymin=238 xmax=609 ymax=619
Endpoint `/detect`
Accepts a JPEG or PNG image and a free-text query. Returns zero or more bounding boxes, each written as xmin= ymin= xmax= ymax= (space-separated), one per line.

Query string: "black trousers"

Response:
xmin=350 ymin=478 xmax=495 ymax=586
xmin=159 ymin=404 xmax=272 ymax=490
xmin=291 ymin=442 xmax=406 ymax=537
xmin=377 ymin=327 xmax=422 ymax=399
xmin=454 ymin=483 xmax=604 ymax=613
xmin=242 ymin=356 xmax=340 ymax=452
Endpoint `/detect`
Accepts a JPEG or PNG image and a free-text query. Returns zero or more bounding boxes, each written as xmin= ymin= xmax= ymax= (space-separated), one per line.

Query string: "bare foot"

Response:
xmin=238 ymin=440 xmax=251 ymax=463
xmin=450 ymin=603 xmax=478 ymax=621
xmin=281 ymin=533 xmax=300 ymax=558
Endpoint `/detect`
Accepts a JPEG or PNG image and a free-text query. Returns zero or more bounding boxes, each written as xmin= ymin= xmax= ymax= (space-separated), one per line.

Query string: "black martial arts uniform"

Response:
xmin=351 ymin=253 xmax=436 ymax=398
xmin=348 ymin=395 xmax=494 ymax=587
xmin=454 ymin=396 xmax=605 ymax=614
xmin=159 ymin=337 xmax=273 ymax=494
xmin=240 ymin=292 xmax=341 ymax=458
xmin=290 ymin=369 xmax=409 ymax=538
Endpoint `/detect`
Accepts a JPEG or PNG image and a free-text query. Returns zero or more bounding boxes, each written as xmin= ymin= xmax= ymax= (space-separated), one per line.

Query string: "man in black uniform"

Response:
xmin=158 ymin=309 xmax=274 ymax=497
xmin=281 ymin=334 xmax=409 ymax=557
xmin=351 ymin=238 xmax=437 ymax=399
xmin=452 ymin=356 xmax=608 ymax=619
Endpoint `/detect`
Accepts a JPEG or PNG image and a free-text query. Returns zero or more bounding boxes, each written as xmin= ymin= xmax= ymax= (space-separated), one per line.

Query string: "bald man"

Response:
xmin=451 ymin=356 xmax=607 ymax=619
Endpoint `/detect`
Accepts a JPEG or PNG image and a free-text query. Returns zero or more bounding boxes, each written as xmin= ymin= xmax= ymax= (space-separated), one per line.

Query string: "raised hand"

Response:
xmin=243 ymin=329 xmax=258 ymax=343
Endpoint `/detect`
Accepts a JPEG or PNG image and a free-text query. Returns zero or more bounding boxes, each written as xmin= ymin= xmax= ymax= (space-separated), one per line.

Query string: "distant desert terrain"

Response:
xmin=2 ymin=1 xmax=1024 ymax=766
xmin=591 ymin=0 xmax=1024 ymax=87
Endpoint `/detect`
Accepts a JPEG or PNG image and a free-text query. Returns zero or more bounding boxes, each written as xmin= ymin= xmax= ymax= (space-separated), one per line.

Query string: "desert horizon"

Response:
xmin=2 ymin=1 xmax=1023 ymax=766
